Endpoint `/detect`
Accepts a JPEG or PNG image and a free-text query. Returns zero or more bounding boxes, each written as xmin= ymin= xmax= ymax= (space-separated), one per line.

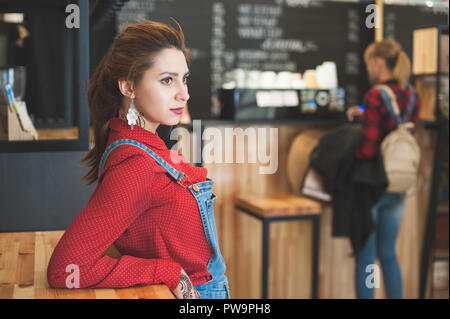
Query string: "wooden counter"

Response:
xmin=36 ymin=127 xmax=79 ymax=140
xmin=0 ymin=231 xmax=175 ymax=299
xmin=35 ymin=127 xmax=95 ymax=142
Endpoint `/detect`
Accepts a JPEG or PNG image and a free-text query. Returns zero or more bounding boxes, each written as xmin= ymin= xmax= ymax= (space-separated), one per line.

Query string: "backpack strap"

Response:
xmin=376 ymin=84 xmax=400 ymax=127
xmin=376 ymin=84 xmax=415 ymax=128
xmin=403 ymin=85 xmax=416 ymax=124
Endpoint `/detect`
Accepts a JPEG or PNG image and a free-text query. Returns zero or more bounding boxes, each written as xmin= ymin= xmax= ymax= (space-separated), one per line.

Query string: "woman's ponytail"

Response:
xmin=364 ymin=38 xmax=411 ymax=90
xmin=393 ymin=50 xmax=411 ymax=90
xmin=78 ymin=46 xmax=118 ymax=185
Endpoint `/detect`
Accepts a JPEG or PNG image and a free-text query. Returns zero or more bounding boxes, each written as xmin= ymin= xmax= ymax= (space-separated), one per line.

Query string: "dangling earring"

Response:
xmin=126 ymin=97 xmax=138 ymax=130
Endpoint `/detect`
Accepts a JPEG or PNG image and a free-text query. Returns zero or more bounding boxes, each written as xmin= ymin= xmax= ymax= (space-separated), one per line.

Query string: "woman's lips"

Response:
xmin=170 ymin=107 xmax=184 ymax=115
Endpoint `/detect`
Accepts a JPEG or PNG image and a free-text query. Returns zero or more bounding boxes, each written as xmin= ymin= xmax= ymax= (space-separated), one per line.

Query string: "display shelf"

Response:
xmin=0 ymin=0 xmax=89 ymax=153
xmin=419 ymin=119 xmax=449 ymax=129
xmin=414 ymin=72 xmax=449 ymax=77
xmin=417 ymin=24 xmax=450 ymax=299
xmin=178 ymin=117 xmax=349 ymax=128
xmin=434 ymin=250 xmax=449 ymax=260
xmin=437 ymin=204 xmax=449 ymax=216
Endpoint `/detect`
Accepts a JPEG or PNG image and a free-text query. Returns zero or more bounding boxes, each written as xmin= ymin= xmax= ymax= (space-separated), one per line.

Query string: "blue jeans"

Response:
xmin=355 ymin=192 xmax=406 ymax=299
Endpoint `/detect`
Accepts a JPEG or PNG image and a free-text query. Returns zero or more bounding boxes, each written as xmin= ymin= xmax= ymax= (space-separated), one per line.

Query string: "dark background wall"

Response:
xmin=0 ymin=151 xmax=96 ymax=232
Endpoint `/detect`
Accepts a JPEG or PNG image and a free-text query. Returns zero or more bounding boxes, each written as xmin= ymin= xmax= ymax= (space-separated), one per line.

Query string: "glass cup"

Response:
xmin=0 ymin=66 xmax=26 ymax=101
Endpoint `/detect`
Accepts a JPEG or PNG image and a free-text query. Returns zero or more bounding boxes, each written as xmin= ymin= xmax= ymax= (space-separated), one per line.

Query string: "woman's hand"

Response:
xmin=346 ymin=105 xmax=364 ymax=122
xmin=173 ymin=268 xmax=201 ymax=299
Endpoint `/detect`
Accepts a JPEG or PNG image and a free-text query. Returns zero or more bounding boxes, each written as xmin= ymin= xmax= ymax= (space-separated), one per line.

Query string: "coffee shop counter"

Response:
xmin=176 ymin=119 xmax=437 ymax=299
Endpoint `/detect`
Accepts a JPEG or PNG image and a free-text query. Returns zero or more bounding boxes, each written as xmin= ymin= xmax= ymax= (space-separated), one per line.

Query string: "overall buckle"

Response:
xmin=177 ymin=172 xmax=199 ymax=192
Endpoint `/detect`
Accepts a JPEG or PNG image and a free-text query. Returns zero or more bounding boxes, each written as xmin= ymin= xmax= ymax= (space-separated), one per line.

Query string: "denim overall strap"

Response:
xmin=98 ymin=139 xmax=186 ymax=184
xmin=190 ymin=180 xmax=229 ymax=299
xmin=188 ymin=182 xmax=227 ymax=282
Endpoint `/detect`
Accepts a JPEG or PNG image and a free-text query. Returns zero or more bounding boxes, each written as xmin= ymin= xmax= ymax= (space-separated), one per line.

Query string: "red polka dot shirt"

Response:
xmin=47 ymin=117 xmax=212 ymax=291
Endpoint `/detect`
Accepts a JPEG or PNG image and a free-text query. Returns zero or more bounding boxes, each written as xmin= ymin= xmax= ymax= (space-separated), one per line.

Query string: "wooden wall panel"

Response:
xmin=413 ymin=28 xmax=439 ymax=75
xmin=415 ymin=77 xmax=437 ymax=121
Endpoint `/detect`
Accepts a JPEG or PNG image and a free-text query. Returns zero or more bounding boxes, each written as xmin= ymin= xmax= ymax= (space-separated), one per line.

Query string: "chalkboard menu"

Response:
xmin=115 ymin=0 xmax=446 ymax=120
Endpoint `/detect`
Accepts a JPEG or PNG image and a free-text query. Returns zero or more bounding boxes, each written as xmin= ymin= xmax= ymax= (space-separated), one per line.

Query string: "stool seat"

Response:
xmin=235 ymin=192 xmax=322 ymax=298
xmin=235 ymin=193 xmax=322 ymax=218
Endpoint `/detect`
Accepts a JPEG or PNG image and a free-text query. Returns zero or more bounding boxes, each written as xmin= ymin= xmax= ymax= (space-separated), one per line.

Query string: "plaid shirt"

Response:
xmin=355 ymin=79 xmax=420 ymax=160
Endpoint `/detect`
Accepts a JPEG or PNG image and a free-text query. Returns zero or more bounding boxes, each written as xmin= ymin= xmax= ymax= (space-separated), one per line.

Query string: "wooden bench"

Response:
xmin=0 ymin=231 xmax=174 ymax=299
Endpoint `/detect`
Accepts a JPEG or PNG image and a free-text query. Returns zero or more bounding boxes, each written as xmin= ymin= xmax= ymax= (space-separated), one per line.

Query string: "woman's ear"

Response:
xmin=118 ymin=79 xmax=135 ymax=98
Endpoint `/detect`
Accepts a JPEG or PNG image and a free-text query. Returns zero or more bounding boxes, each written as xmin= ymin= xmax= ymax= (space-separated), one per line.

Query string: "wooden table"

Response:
xmin=0 ymin=231 xmax=175 ymax=299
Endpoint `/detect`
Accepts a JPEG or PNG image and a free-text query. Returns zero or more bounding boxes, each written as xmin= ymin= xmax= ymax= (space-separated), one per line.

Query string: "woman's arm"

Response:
xmin=47 ymin=153 xmax=182 ymax=291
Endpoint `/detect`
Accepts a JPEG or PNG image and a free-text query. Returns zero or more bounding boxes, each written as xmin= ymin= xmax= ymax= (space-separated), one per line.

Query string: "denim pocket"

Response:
xmin=196 ymin=281 xmax=229 ymax=299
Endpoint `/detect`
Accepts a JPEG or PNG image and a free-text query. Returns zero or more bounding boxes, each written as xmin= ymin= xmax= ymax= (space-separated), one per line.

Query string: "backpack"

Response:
xmin=376 ymin=84 xmax=421 ymax=194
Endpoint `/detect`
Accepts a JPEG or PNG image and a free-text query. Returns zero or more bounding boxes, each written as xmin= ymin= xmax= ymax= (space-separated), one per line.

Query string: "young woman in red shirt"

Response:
xmin=347 ymin=39 xmax=420 ymax=299
xmin=47 ymin=20 xmax=229 ymax=299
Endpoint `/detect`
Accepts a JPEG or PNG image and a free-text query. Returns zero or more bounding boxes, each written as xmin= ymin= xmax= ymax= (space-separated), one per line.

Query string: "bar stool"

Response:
xmin=235 ymin=129 xmax=327 ymax=299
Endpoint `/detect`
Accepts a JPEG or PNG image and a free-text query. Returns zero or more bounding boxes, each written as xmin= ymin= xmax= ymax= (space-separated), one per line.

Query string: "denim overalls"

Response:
xmin=98 ymin=139 xmax=230 ymax=299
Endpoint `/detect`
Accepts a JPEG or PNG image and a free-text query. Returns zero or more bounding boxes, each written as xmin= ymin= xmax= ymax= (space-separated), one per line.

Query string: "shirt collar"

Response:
xmin=109 ymin=117 xmax=168 ymax=150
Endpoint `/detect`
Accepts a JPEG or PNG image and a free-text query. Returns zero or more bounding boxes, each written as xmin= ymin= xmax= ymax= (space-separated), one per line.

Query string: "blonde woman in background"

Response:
xmin=347 ymin=39 xmax=420 ymax=299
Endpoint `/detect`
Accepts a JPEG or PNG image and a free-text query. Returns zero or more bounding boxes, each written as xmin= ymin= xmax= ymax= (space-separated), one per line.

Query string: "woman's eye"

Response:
xmin=183 ymin=76 xmax=189 ymax=84
xmin=161 ymin=77 xmax=172 ymax=85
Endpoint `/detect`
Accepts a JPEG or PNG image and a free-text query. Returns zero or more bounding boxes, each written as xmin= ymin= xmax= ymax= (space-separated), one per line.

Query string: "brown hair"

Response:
xmin=364 ymin=38 xmax=411 ymax=89
xmin=79 ymin=19 xmax=191 ymax=185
